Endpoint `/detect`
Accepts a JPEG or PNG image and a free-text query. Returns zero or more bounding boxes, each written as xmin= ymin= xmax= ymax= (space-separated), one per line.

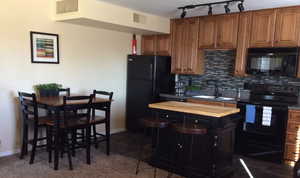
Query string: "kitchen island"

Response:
xmin=148 ymin=101 xmax=240 ymax=178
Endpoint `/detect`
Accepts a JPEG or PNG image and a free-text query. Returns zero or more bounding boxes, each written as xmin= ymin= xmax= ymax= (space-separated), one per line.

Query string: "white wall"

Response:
xmin=0 ymin=0 xmax=140 ymax=156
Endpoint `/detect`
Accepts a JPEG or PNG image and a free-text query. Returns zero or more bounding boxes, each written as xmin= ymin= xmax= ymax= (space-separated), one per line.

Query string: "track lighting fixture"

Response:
xmin=178 ymin=0 xmax=245 ymax=16
xmin=238 ymin=1 xmax=245 ymax=12
xmin=208 ymin=5 xmax=213 ymax=15
xmin=224 ymin=3 xmax=230 ymax=14
xmin=181 ymin=8 xmax=187 ymax=18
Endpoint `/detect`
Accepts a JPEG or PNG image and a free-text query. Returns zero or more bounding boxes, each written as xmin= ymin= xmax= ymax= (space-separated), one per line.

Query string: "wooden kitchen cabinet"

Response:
xmin=198 ymin=16 xmax=216 ymax=49
xmin=284 ymin=109 xmax=300 ymax=165
xmin=198 ymin=14 xmax=239 ymax=49
xmin=171 ymin=18 xmax=204 ymax=74
xmin=141 ymin=35 xmax=156 ymax=55
xmin=234 ymin=12 xmax=252 ymax=76
xmin=274 ymin=7 xmax=300 ymax=47
xmin=141 ymin=34 xmax=171 ymax=55
xmin=250 ymin=9 xmax=277 ymax=47
xmin=216 ymin=14 xmax=239 ymax=49
xmin=156 ymin=34 xmax=171 ymax=55
xmin=187 ymin=98 xmax=237 ymax=108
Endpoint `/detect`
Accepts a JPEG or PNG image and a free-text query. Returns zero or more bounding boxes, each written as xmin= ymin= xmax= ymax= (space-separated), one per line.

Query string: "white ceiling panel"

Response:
xmin=97 ymin=0 xmax=300 ymax=18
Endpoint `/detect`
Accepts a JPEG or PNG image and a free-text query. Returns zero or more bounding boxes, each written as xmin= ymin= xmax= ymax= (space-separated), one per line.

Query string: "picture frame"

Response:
xmin=30 ymin=31 xmax=59 ymax=64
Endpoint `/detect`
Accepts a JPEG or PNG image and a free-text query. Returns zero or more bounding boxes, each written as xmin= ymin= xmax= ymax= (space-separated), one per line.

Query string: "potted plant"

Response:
xmin=34 ymin=83 xmax=62 ymax=97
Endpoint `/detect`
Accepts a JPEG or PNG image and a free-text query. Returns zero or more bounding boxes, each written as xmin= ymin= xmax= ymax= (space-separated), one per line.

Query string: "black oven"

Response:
xmin=236 ymin=83 xmax=299 ymax=163
xmin=236 ymin=102 xmax=288 ymax=163
xmin=246 ymin=47 xmax=299 ymax=77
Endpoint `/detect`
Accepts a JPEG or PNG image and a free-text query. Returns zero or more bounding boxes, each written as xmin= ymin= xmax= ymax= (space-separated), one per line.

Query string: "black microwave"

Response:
xmin=246 ymin=47 xmax=299 ymax=77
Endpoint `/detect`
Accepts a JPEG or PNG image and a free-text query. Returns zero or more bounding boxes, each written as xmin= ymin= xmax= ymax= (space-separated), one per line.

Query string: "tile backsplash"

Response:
xmin=179 ymin=50 xmax=300 ymax=90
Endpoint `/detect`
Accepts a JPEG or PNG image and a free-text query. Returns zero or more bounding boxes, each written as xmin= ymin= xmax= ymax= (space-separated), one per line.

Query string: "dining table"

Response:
xmin=36 ymin=95 xmax=112 ymax=170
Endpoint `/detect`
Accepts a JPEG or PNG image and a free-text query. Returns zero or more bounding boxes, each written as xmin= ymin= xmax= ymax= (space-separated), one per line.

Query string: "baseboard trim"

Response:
xmin=0 ymin=149 xmax=19 ymax=157
xmin=0 ymin=128 xmax=126 ymax=158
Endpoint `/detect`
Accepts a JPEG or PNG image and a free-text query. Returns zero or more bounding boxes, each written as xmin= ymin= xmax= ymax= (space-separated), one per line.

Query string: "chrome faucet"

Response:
xmin=206 ymin=80 xmax=220 ymax=97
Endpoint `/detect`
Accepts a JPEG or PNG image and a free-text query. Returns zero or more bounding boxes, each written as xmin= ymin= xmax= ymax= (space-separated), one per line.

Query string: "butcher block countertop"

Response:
xmin=149 ymin=101 xmax=240 ymax=118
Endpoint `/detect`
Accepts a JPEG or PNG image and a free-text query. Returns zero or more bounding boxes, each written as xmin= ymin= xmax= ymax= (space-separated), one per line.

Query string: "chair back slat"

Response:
xmin=92 ymin=90 xmax=113 ymax=120
xmin=93 ymin=90 xmax=113 ymax=101
xmin=59 ymin=88 xmax=70 ymax=96
xmin=18 ymin=92 xmax=38 ymax=121
xmin=62 ymin=95 xmax=94 ymax=128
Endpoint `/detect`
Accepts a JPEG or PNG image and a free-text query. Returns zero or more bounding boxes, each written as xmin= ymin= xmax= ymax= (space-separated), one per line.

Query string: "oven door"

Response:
xmin=236 ymin=102 xmax=288 ymax=163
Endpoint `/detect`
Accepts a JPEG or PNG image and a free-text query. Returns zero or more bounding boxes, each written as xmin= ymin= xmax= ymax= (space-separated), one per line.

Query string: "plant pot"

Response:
xmin=49 ymin=89 xmax=59 ymax=97
xmin=39 ymin=89 xmax=59 ymax=97
xmin=39 ymin=89 xmax=49 ymax=97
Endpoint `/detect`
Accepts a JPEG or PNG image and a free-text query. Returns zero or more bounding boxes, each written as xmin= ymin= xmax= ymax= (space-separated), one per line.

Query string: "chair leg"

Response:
xmin=66 ymin=132 xmax=73 ymax=170
xmin=92 ymin=124 xmax=98 ymax=149
xmin=20 ymin=123 xmax=28 ymax=159
xmin=154 ymin=167 xmax=157 ymax=178
xmin=48 ymin=127 xmax=53 ymax=163
xmin=135 ymin=143 xmax=143 ymax=175
xmin=29 ymin=126 xmax=38 ymax=164
xmin=136 ymin=128 xmax=147 ymax=175
xmin=54 ymin=129 xmax=60 ymax=170
xmin=71 ymin=129 xmax=76 ymax=157
xmin=105 ymin=120 xmax=110 ymax=155
xmin=86 ymin=127 xmax=91 ymax=165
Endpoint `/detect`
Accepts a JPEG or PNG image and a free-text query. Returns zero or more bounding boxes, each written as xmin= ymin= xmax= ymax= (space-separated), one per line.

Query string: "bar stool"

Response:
xmin=135 ymin=116 xmax=170 ymax=178
xmin=170 ymin=121 xmax=207 ymax=178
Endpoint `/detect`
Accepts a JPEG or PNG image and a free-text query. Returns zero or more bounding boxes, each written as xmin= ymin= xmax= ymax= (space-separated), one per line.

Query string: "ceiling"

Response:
xmin=97 ymin=0 xmax=300 ymax=18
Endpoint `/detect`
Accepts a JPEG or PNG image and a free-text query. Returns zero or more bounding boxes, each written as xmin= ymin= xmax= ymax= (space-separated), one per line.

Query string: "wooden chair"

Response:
xmin=58 ymin=88 xmax=70 ymax=96
xmin=169 ymin=122 xmax=208 ymax=178
xmin=136 ymin=117 xmax=171 ymax=177
xmin=18 ymin=92 xmax=53 ymax=164
xmin=46 ymin=95 xmax=94 ymax=170
xmin=91 ymin=90 xmax=113 ymax=155
xmin=295 ymin=159 xmax=300 ymax=178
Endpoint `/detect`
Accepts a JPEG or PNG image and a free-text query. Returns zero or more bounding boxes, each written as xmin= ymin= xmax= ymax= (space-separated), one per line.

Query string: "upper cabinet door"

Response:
xmin=216 ymin=14 xmax=239 ymax=49
xmin=141 ymin=35 xmax=156 ymax=55
xmin=250 ymin=9 xmax=276 ymax=47
xmin=274 ymin=7 xmax=300 ymax=47
xmin=156 ymin=35 xmax=171 ymax=56
xmin=199 ymin=16 xmax=216 ymax=49
xmin=184 ymin=18 xmax=201 ymax=74
xmin=171 ymin=19 xmax=185 ymax=73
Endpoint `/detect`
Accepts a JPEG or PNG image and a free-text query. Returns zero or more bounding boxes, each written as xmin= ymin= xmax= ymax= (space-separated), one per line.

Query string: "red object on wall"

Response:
xmin=132 ymin=34 xmax=137 ymax=55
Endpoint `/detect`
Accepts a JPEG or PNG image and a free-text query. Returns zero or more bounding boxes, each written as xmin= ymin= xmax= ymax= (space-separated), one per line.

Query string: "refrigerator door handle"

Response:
xmin=150 ymin=64 xmax=153 ymax=80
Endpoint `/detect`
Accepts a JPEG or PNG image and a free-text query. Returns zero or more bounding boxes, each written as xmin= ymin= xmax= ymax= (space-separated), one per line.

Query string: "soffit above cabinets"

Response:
xmin=97 ymin=0 xmax=300 ymax=18
xmin=53 ymin=0 xmax=170 ymax=35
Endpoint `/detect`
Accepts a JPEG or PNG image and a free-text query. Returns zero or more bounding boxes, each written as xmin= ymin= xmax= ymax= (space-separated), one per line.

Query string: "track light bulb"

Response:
xmin=208 ymin=5 xmax=213 ymax=15
xmin=238 ymin=2 xmax=245 ymax=12
xmin=224 ymin=3 xmax=230 ymax=14
xmin=181 ymin=9 xmax=187 ymax=18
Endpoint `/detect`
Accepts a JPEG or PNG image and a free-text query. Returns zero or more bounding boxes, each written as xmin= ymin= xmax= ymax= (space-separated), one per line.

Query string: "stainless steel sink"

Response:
xmin=192 ymin=95 xmax=216 ymax=99
xmin=217 ymin=97 xmax=235 ymax=101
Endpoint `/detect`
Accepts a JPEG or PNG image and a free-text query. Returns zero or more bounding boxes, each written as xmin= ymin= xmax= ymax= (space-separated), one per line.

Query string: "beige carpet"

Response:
xmin=0 ymin=150 xmax=181 ymax=178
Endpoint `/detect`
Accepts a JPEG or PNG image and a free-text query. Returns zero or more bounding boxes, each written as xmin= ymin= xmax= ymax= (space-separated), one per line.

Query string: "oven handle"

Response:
xmin=238 ymin=102 xmax=288 ymax=111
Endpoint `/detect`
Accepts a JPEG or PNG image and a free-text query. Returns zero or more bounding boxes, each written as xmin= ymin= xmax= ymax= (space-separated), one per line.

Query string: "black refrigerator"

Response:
xmin=126 ymin=55 xmax=174 ymax=131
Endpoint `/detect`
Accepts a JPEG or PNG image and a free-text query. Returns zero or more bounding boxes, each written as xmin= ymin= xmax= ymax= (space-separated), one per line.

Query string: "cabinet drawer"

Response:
xmin=286 ymin=133 xmax=300 ymax=144
xmin=286 ymin=122 xmax=300 ymax=133
xmin=224 ymin=103 xmax=237 ymax=108
xmin=187 ymin=99 xmax=225 ymax=106
xmin=284 ymin=144 xmax=299 ymax=161
xmin=289 ymin=111 xmax=300 ymax=122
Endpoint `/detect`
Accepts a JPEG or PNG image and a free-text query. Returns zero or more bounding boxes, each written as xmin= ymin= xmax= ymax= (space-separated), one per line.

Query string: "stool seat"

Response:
xmin=140 ymin=117 xmax=170 ymax=129
xmin=172 ymin=123 xmax=207 ymax=135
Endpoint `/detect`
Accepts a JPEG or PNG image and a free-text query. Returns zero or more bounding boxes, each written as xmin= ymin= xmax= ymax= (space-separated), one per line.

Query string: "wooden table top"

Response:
xmin=37 ymin=96 xmax=111 ymax=107
xmin=149 ymin=101 xmax=240 ymax=118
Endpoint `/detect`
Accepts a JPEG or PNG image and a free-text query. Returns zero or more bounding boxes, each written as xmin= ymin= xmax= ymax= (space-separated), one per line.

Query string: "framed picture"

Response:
xmin=30 ymin=31 xmax=59 ymax=64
